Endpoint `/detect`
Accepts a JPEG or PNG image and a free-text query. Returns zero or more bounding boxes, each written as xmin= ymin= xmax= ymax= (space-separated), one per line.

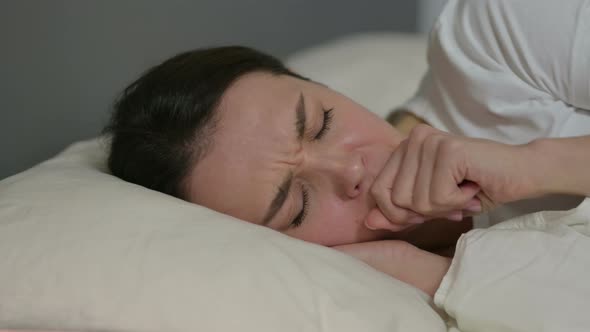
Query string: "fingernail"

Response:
xmin=408 ymin=216 xmax=425 ymax=224
xmin=446 ymin=211 xmax=463 ymax=221
xmin=465 ymin=202 xmax=482 ymax=213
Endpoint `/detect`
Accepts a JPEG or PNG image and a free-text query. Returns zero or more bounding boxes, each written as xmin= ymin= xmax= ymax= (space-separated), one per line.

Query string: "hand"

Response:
xmin=369 ymin=124 xmax=536 ymax=230
xmin=334 ymin=240 xmax=451 ymax=298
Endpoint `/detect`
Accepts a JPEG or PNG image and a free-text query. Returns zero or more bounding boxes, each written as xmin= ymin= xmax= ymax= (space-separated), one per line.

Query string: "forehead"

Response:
xmin=186 ymin=72 xmax=304 ymax=222
xmin=218 ymin=72 xmax=302 ymax=136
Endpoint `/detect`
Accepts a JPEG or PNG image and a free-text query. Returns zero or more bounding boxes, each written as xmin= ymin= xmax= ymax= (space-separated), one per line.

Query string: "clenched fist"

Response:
xmin=367 ymin=124 xmax=538 ymax=230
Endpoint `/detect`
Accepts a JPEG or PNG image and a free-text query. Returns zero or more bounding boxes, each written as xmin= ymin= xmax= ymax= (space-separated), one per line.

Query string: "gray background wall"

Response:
xmin=0 ymin=0 xmax=422 ymax=180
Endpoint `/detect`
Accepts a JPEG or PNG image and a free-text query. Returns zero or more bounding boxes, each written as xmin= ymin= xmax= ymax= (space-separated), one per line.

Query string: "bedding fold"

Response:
xmin=436 ymin=198 xmax=590 ymax=332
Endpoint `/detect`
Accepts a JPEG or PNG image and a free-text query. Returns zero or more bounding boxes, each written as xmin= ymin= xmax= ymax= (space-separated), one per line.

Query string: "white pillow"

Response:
xmin=286 ymin=32 xmax=427 ymax=118
xmin=0 ymin=34 xmax=441 ymax=332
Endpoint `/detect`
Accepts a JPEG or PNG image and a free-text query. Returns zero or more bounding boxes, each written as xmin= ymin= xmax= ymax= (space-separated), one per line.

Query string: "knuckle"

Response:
xmin=389 ymin=208 xmax=411 ymax=223
xmin=408 ymin=125 xmax=430 ymax=145
xmin=439 ymin=138 xmax=463 ymax=156
xmin=431 ymin=192 xmax=450 ymax=207
xmin=423 ymin=134 xmax=442 ymax=151
xmin=390 ymin=189 xmax=410 ymax=208
xmin=413 ymin=200 xmax=432 ymax=215
xmin=410 ymin=124 xmax=434 ymax=138
xmin=375 ymin=201 xmax=407 ymax=223
xmin=397 ymin=139 xmax=409 ymax=153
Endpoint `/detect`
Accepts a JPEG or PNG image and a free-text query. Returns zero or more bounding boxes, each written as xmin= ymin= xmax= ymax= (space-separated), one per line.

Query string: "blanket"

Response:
xmin=438 ymin=198 xmax=590 ymax=331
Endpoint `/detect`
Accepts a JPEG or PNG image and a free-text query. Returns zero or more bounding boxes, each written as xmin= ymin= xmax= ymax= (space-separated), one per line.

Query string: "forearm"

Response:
xmin=528 ymin=136 xmax=590 ymax=197
xmin=335 ymin=240 xmax=451 ymax=298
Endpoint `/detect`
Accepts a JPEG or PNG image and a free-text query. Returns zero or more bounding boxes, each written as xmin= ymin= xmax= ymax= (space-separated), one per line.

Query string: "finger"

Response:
xmin=430 ymin=149 xmax=478 ymax=211
xmin=374 ymin=140 xmax=406 ymax=194
xmin=463 ymin=196 xmax=482 ymax=214
xmin=458 ymin=180 xmax=481 ymax=201
xmin=444 ymin=210 xmax=463 ymax=221
xmin=390 ymin=133 xmax=423 ymax=211
xmin=445 ymin=195 xmax=484 ymax=221
xmin=475 ymin=191 xmax=497 ymax=213
xmin=364 ymin=208 xmax=419 ymax=232
xmin=372 ymin=141 xmax=419 ymax=224
xmin=375 ymin=196 xmax=424 ymax=228
xmin=413 ymin=134 xmax=440 ymax=215
xmin=438 ymin=182 xmax=481 ymax=219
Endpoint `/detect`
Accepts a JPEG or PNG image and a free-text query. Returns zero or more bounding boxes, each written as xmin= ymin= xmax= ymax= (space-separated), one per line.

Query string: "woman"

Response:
xmin=105 ymin=0 xmax=590 ymax=297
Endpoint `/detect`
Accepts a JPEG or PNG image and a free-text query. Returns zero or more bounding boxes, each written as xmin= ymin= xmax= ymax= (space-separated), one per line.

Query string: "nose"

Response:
xmin=306 ymin=149 xmax=365 ymax=199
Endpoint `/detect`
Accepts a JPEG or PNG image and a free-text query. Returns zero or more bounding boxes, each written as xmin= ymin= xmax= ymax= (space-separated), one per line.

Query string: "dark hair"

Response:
xmin=104 ymin=46 xmax=308 ymax=199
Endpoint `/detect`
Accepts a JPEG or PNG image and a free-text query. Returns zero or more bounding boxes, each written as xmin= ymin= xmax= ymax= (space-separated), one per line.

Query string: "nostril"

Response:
xmin=348 ymin=184 xmax=361 ymax=199
xmin=353 ymin=184 xmax=361 ymax=196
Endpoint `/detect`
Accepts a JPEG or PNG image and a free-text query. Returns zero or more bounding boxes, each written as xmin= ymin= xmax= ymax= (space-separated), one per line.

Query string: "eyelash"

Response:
xmin=290 ymin=186 xmax=309 ymax=228
xmin=314 ymin=108 xmax=333 ymax=140
xmin=290 ymin=107 xmax=334 ymax=228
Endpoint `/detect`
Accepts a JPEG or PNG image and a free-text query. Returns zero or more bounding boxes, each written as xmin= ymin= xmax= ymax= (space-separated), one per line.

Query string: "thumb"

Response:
xmin=365 ymin=208 xmax=414 ymax=232
xmin=459 ymin=180 xmax=481 ymax=197
xmin=447 ymin=180 xmax=481 ymax=208
xmin=475 ymin=191 xmax=496 ymax=213
xmin=459 ymin=181 xmax=497 ymax=213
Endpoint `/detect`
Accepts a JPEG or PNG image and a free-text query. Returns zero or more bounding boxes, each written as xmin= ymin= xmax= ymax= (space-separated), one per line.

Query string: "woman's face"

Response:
xmin=186 ymin=72 xmax=405 ymax=246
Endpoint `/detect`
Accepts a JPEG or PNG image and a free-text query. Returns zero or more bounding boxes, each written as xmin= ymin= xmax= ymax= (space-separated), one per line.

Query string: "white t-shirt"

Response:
xmin=404 ymin=0 xmax=590 ymax=226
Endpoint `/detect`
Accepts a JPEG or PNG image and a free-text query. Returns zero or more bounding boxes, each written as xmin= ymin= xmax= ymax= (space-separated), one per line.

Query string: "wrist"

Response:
xmin=467 ymin=139 xmax=542 ymax=204
xmin=517 ymin=140 xmax=550 ymax=198
xmin=525 ymin=137 xmax=588 ymax=197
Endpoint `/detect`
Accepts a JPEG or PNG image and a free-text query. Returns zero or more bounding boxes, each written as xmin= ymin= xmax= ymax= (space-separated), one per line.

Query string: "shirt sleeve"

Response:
xmin=404 ymin=0 xmax=590 ymax=144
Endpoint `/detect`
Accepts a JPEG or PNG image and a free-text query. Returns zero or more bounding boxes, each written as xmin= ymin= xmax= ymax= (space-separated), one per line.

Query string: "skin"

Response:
xmin=184 ymin=71 xmax=467 ymax=297
xmin=375 ymin=126 xmax=590 ymax=224
xmin=335 ymin=240 xmax=451 ymax=298
xmin=186 ymin=72 xmax=409 ymax=247
xmin=185 ymin=70 xmax=590 ymax=296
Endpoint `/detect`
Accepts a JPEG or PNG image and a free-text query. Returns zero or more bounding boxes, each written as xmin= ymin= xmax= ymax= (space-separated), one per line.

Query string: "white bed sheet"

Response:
xmin=438 ymin=198 xmax=590 ymax=332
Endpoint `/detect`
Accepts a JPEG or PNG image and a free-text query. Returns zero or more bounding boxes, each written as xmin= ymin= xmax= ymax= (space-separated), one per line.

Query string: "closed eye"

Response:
xmin=290 ymin=107 xmax=333 ymax=228
xmin=290 ymin=186 xmax=309 ymax=228
xmin=314 ymin=108 xmax=333 ymax=140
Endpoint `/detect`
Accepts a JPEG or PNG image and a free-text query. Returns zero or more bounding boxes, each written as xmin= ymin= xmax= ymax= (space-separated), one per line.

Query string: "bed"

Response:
xmin=1 ymin=32 xmax=589 ymax=332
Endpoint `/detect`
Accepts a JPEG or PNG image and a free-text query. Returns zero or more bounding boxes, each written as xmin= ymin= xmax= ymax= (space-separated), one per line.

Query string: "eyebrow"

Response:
xmin=261 ymin=93 xmax=305 ymax=225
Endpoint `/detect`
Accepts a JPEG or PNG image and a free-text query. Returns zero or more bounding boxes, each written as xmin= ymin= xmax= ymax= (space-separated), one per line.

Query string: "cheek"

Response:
xmin=286 ymin=199 xmax=374 ymax=246
xmin=337 ymin=107 xmax=394 ymax=143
